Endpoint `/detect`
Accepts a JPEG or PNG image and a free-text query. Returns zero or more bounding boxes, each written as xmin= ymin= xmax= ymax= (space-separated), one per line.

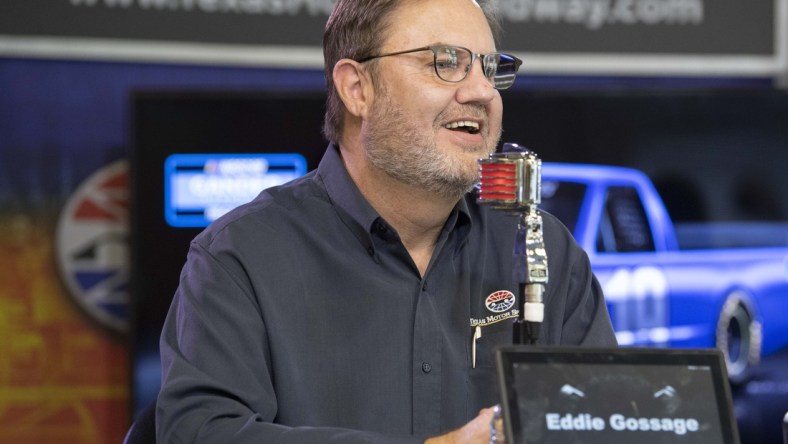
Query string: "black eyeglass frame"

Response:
xmin=356 ymin=45 xmax=523 ymax=90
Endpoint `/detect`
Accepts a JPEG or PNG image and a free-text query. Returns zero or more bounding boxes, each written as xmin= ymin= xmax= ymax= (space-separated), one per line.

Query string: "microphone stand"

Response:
xmin=478 ymin=144 xmax=548 ymax=345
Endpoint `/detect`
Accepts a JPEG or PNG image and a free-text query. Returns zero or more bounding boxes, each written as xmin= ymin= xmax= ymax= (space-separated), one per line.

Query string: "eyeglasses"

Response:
xmin=356 ymin=45 xmax=522 ymax=90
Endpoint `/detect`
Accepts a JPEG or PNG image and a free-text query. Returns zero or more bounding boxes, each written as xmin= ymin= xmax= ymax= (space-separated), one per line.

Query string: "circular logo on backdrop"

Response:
xmin=485 ymin=290 xmax=516 ymax=313
xmin=56 ymin=160 xmax=129 ymax=334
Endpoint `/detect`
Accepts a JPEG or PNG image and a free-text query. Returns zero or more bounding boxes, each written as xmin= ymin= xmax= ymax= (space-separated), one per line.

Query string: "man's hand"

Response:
xmin=424 ymin=406 xmax=504 ymax=444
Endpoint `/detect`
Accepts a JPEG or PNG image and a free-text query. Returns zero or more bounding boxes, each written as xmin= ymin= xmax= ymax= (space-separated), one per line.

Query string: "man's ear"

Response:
xmin=333 ymin=59 xmax=374 ymax=119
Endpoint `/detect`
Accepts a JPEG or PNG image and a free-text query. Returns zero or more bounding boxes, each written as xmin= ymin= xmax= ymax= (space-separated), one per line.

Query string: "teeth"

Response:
xmin=444 ymin=120 xmax=480 ymax=130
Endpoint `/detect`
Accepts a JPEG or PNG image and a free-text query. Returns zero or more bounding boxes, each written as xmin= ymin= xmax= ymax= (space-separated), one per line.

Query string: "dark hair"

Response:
xmin=321 ymin=0 xmax=502 ymax=144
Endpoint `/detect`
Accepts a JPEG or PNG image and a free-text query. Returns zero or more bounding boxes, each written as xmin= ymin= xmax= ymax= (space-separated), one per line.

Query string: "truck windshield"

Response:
xmin=540 ymin=180 xmax=586 ymax=234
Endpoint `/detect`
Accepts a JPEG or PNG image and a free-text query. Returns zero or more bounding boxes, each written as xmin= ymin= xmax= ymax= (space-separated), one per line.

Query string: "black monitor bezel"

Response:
xmin=495 ymin=346 xmax=739 ymax=444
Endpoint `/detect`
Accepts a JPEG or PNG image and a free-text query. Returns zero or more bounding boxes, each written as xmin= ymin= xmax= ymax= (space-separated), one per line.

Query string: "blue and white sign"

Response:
xmin=164 ymin=153 xmax=307 ymax=228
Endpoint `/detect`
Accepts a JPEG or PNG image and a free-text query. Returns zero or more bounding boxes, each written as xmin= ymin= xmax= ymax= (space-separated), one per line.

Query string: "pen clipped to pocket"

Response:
xmin=472 ymin=325 xmax=482 ymax=369
xmin=470 ymin=321 xmax=513 ymax=369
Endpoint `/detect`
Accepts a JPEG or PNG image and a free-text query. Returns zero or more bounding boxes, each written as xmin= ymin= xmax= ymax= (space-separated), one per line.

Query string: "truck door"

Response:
xmin=594 ymin=186 xmax=670 ymax=346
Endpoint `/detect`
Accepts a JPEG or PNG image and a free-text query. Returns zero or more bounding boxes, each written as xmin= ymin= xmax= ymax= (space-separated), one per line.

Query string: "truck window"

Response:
xmin=596 ymin=186 xmax=656 ymax=253
xmin=540 ymin=181 xmax=586 ymax=235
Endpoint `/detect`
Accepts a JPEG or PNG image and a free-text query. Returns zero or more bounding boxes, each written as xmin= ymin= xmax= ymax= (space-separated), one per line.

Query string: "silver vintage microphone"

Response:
xmin=478 ymin=143 xmax=548 ymax=345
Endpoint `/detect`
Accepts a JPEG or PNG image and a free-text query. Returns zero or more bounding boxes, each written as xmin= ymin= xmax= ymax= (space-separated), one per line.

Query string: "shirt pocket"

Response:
xmin=467 ymin=321 xmax=513 ymax=416
xmin=472 ymin=321 xmax=513 ymax=369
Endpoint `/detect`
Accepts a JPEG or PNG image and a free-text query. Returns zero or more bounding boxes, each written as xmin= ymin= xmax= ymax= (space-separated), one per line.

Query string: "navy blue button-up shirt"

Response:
xmin=157 ymin=144 xmax=616 ymax=443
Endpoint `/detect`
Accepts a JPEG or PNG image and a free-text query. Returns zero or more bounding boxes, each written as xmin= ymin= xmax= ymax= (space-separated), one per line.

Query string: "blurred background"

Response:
xmin=1 ymin=1 xmax=787 ymax=442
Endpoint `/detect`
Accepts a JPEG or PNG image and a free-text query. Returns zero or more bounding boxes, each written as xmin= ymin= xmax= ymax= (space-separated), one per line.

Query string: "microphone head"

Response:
xmin=477 ymin=143 xmax=542 ymax=211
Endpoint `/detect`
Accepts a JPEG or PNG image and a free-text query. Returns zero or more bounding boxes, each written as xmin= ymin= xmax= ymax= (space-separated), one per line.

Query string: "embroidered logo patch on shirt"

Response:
xmin=485 ymin=290 xmax=516 ymax=313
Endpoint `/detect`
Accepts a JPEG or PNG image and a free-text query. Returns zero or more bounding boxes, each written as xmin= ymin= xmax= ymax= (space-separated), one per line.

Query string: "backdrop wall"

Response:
xmin=1 ymin=54 xmax=787 ymax=443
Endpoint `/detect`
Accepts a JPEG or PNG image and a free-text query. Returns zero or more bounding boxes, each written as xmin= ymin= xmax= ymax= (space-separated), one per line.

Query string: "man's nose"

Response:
xmin=456 ymin=57 xmax=498 ymax=104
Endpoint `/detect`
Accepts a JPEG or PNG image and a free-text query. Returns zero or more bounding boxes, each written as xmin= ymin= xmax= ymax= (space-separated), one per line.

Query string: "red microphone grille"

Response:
xmin=479 ymin=163 xmax=517 ymax=202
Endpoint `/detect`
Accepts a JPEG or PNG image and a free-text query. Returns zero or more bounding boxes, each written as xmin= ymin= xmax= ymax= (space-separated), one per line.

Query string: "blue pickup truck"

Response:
xmin=539 ymin=163 xmax=788 ymax=383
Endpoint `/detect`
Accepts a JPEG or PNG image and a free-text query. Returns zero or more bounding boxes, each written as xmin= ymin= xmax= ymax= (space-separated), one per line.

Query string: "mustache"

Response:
xmin=435 ymin=104 xmax=488 ymax=126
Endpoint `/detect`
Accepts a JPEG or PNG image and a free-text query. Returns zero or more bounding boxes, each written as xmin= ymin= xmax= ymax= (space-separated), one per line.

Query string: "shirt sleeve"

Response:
xmin=156 ymin=241 xmax=423 ymax=444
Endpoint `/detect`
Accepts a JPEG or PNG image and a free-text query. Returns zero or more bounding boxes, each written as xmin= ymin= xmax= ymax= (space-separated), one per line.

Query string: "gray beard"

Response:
xmin=363 ymin=96 xmax=497 ymax=201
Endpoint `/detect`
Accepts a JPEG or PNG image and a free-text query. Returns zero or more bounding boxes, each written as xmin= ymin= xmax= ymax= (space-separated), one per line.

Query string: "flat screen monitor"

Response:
xmin=496 ymin=346 xmax=739 ymax=444
xmin=129 ymin=89 xmax=788 ymax=427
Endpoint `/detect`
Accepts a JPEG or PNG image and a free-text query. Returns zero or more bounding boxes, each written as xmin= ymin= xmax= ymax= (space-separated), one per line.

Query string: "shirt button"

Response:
xmin=367 ymin=247 xmax=374 ymax=256
xmin=421 ymin=282 xmax=427 ymax=291
xmin=376 ymin=223 xmax=387 ymax=233
xmin=422 ymin=362 xmax=432 ymax=373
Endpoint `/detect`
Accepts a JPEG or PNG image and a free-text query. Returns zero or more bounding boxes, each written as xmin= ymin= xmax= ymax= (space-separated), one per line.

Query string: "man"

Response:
xmin=156 ymin=0 xmax=617 ymax=442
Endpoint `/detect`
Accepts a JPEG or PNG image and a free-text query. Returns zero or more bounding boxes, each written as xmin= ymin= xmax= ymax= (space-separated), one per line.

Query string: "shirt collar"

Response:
xmin=317 ymin=143 xmax=380 ymax=248
xmin=317 ymin=142 xmax=473 ymax=246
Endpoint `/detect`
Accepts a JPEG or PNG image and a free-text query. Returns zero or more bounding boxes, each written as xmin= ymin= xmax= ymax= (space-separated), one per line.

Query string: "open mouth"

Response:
xmin=444 ymin=120 xmax=481 ymax=135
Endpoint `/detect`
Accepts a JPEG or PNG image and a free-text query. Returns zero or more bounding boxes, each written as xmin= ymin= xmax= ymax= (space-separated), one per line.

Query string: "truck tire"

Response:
xmin=715 ymin=292 xmax=762 ymax=385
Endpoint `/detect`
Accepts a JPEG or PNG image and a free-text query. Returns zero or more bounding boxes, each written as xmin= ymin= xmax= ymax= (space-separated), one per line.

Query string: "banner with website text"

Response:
xmin=1 ymin=0 xmax=786 ymax=78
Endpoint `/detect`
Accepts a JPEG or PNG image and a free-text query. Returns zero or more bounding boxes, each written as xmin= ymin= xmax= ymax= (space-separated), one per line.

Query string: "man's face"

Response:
xmin=362 ymin=0 xmax=504 ymax=200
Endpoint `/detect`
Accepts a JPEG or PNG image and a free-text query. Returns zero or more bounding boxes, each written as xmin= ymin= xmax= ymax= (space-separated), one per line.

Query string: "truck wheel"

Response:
xmin=715 ymin=292 xmax=762 ymax=385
